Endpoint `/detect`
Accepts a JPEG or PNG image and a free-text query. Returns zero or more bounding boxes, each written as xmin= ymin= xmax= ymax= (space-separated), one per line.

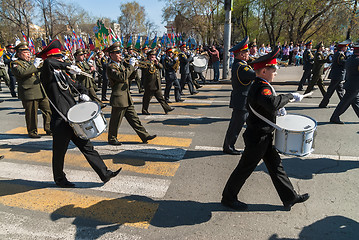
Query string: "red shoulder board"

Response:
xmin=262 ymin=89 xmax=272 ymax=95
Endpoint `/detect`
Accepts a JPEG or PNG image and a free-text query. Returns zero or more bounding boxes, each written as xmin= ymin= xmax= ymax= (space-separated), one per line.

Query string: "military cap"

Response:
xmin=250 ymin=47 xmax=280 ymax=70
xmin=36 ymin=39 xmax=64 ymax=60
xmin=6 ymin=44 xmax=15 ymax=49
xmin=305 ymin=40 xmax=312 ymax=46
xmin=337 ymin=39 xmax=351 ymax=48
xmin=179 ymin=44 xmax=187 ymax=49
xmin=315 ymin=42 xmax=324 ymax=50
xmin=147 ymin=49 xmax=156 ymax=56
xmin=127 ymin=45 xmax=134 ymax=50
xmin=229 ymin=36 xmax=249 ymax=53
xmin=142 ymin=46 xmax=149 ymax=51
xmin=74 ymin=48 xmax=85 ymax=56
xmin=107 ymin=42 xmax=122 ymax=53
xmin=14 ymin=42 xmax=30 ymax=52
xmin=165 ymin=48 xmax=174 ymax=53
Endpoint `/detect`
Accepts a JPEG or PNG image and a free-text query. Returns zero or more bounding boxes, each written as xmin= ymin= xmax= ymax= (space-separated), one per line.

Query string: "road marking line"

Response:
xmin=5 ymin=127 xmax=192 ymax=148
xmin=0 ymin=149 xmax=180 ymax=177
xmin=0 ymin=162 xmax=171 ymax=198
xmin=0 ymin=182 xmax=158 ymax=229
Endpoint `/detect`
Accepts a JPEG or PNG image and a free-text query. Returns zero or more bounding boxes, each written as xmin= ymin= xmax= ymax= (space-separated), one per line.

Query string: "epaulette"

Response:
xmin=10 ymin=59 xmax=24 ymax=68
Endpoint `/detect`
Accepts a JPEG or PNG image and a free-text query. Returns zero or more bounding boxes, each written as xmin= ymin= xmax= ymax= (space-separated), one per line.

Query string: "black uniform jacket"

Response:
xmin=164 ymin=56 xmax=177 ymax=78
xmin=328 ymin=51 xmax=347 ymax=81
xmin=41 ymin=58 xmax=87 ymax=120
xmin=302 ymin=49 xmax=314 ymax=71
xmin=343 ymin=54 xmax=359 ymax=90
xmin=179 ymin=52 xmax=193 ymax=75
xmin=229 ymin=59 xmax=256 ymax=110
xmin=246 ymin=77 xmax=293 ymax=134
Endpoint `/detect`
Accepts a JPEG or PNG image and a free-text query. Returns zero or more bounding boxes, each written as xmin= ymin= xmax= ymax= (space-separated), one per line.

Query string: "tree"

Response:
xmin=118 ymin=1 xmax=148 ymax=37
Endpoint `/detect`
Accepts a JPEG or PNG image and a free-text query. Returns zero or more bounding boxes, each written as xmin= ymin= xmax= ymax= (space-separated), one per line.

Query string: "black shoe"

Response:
xmin=330 ymin=118 xmax=344 ymax=124
xmin=55 ymin=179 xmax=75 ymax=188
xmin=102 ymin=98 xmax=109 ymax=101
xmin=165 ymin=107 xmax=175 ymax=114
xmin=142 ymin=110 xmax=151 ymax=115
xmin=221 ymin=198 xmax=248 ymax=211
xmin=191 ymin=91 xmax=199 ymax=95
xmin=197 ymin=85 xmax=203 ymax=89
xmin=223 ymin=148 xmax=242 ymax=155
xmin=318 ymin=104 xmax=328 ymax=108
xmin=101 ymin=104 xmax=107 ymax=109
xmin=108 ymin=139 xmax=122 ymax=145
xmin=165 ymin=99 xmax=172 ymax=103
xmin=177 ymin=99 xmax=185 ymax=102
xmin=0 ymin=155 xmax=4 ymax=160
xmin=283 ymin=193 xmax=310 ymax=210
xmin=143 ymin=134 xmax=157 ymax=143
xmin=29 ymin=134 xmax=41 ymax=138
xmin=45 ymin=130 xmax=53 ymax=136
xmin=0 ymin=100 xmax=3 ymax=103
xmin=139 ymin=89 xmax=144 ymax=93
xmin=102 ymin=168 xmax=122 ymax=183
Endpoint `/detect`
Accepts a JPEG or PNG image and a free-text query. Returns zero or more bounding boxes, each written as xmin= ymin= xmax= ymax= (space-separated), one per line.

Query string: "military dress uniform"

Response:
xmin=330 ymin=43 xmax=359 ymax=124
xmin=106 ymin=43 xmax=155 ymax=145
xmin=141 ymin=56 xmax=173 ymax=115
xmin=3 ymin=48 xmax=17 ymax=97
xmin=304 ymin=42 xmax=329 ymax=96
xmin=319 ymin=40 xmax=350 ymax=108
xmin=0 ymin=58 xmax=10 ymax=90
xmin=10 ymin=43 xmax=51 ymax=138
xmin=221 ymin=48 xmax=309 ymax=211
xmin=297 ymin=41 xmax=314 ymax=91
xmin=124 ymin=49 xmax=144 ymax=93
xmin=95 ymin=55 xmax=103 ymax=88
xmin=164 ymin=51 xmax=182 ymax=102
xmin=178 ymin=47 xmax=197 ymax=94
xmin=223 ymin=36 xmax=256 ymax=155
xmin=38 ymin=40 xmax=120 ymax=187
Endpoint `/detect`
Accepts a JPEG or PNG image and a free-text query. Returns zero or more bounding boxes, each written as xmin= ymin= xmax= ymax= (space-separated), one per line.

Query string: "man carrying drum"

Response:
xmin=38 ymin=40 xmax=121 ymax=188
xmin=221 ymin=47 xmax=309 ymax=211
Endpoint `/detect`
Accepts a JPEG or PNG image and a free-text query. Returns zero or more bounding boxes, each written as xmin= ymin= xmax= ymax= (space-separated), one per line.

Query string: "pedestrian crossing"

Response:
xmin=0 ymin=84 xmax=230 ymax=235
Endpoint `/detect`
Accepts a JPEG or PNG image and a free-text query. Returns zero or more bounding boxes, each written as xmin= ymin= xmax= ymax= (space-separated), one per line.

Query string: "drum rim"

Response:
xmin=67 ymin=101 xmax=101 ymax=123
xmin=276 ymin=113 xmax=317 ymax=132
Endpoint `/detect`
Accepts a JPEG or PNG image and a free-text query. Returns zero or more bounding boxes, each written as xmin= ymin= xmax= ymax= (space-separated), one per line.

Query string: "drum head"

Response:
xmin=193 ymin=55 xmax=207 ymax=67
xmin=67 ymin=102 xmax=99 ymax=123
xmin=276 ymin=114 xmax=316 ymax=132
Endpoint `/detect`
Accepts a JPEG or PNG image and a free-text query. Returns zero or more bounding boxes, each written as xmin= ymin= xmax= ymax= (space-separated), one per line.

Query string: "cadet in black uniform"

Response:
xmin=223 ymin=36 xmax=256 ymax=155
xmin=330 ymin=41 xmax=359 ymax=124
xmin=164 ymin=48 xmax=183 ymax=103
xmin=297 ymin=41 xmax=314 ymax=91
xmin=319 ymin=40 xmax=350 ymax=108
xmin=38 ymin=40 xmax=121 ymax=188
xmin=3 ymin=44 xmax=17 ymax=97
xmin=178 ymin=44 xmax=198 ymax=95
xmin=221 ymin=48 xmax=309 ymax=211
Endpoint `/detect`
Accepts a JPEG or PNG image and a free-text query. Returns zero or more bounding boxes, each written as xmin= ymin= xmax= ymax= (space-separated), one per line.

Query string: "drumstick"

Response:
xmin=66 ymin=66 xmax=94 ymax=79
xmin=289 ymin=91 xmax=313 ymax=102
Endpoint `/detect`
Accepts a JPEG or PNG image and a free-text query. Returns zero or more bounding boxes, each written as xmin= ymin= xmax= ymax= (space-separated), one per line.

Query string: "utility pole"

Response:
xmin=222 ymin=0 xmax=232 ymax=80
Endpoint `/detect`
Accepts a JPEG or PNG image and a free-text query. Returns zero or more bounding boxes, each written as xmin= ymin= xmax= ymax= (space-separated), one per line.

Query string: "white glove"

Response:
xmin=277 ymin=107 xmax=287 ymax=116
xmin=33 ymin=58 xmax=43 ymax=68
xmin=129 ymin=57 xmax=137 ymax=67
xmin=11 ymin=57 xmax=18 ymax=61
xmin=291 ymin=92 xmax=304 ymax=102
xmin=68 ymin=65 xmax=82 ymax=75
xmin=79 ymin=94 xmax=90 ymax=102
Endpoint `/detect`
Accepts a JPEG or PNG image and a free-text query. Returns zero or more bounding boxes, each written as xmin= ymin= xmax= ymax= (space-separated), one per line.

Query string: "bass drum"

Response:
xmin=192 ymin=55 xmax=208 ymax=73
xmin=67 ymin=101 xmax=107 ymax=140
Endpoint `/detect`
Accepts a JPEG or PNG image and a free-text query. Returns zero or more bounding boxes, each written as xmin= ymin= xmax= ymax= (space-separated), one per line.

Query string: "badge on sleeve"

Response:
xmin=262 ymin=89 xmax=272 ymax=95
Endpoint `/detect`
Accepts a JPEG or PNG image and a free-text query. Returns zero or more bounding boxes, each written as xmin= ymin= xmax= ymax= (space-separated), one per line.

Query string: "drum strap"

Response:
xmin=248 ymin=104 xmax=284 ymax=132
xmin=47 ymin=97 xmax=69 ymax=122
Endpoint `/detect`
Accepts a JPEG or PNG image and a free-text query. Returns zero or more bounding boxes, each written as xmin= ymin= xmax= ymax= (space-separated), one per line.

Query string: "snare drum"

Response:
xmin=67 ymin=101 xmax=107 ymax=140
xmin=274 ymin=114 xmax=317 ymax=156
xmin=192 ymin=55 xmax=208 ymax=73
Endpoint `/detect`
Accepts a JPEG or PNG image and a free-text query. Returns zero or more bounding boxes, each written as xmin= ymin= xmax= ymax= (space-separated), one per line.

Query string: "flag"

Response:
xmin=88 ymin=35 xmax=95 ymax=50
xmin=0 ymin=45 xmax=4 ymax=58
xmin=21 ymin=32 xmax=28 ymax=42
xmin=151 ymin=35 xmax=157 ymax=48
xmin=135 ymin=35 xmax=141 ymax=50
xmin=72 ymin=29 xmax=77 ymax=39
xmin=41 ymin=38 xmax=47 ymax=49
xmin=143 ymin=36 xmax=149 ymax=48
xmin=127 ymin=36 xmax=132 ymax=47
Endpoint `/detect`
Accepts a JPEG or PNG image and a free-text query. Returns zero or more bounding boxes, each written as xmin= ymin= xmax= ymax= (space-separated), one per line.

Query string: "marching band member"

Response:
xmin=74 ymin=48 xmax=105 ymax=108
xmin=297 ymin=40 xmax=314 ymax=91
xmin=141 ymin=49 xmax=174 ymax=115
xmin=3 ymin=44 xmax=17 ymax=97
xmin=106 ymin=42 xmax=156 ymax=146
xmin=164 ymin=48 xmax=183 ymax=103
xmin=221 ymin=47 xmax=309 ymax=211
xmin=123 ymin=46 xmax=144 ymax=93
xmin=223 ymin=36 xmax=255 ymax=155
xmin=319 ymin=39 xmax=350 ymax=108
xmin=10 ymin=42 xmax=52 ymax=138
xmin=178 ymin=44 xmax=198 ymax=95
xmin=38 ymin=40 xmax=121 ymax=187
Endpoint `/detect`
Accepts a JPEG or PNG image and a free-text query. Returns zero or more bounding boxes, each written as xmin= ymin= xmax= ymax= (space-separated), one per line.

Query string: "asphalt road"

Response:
xmin=0 ymin=66 xmax=358 ymax=240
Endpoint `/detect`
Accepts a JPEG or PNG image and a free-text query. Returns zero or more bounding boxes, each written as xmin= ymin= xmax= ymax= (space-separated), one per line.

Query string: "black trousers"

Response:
xmin=101 ymin=75 xmax=108 ymax=100
xmin=319 ymin=78 xmax=344 ymax=107
xmin=223 ymin=109 xmax=248 ymax=151
xmin=331 ymin=88 xmax=359 ymax=120
xmin=51 ymin=118 xmax=110 ymax=182
xmin=164 ymin=75 xmax=181 ymax=102
xmin=9 ymin=74 xmax=17 ymax=97
xmin=304 ymin=72 xmax=326 ymax=96
xmin=298 ymin=69 xmax=311 ymax=90
xmin=222 ymin=131 xmax=297 ymax=204
xmin=180 ymin=73 xmax=195 ymax=94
